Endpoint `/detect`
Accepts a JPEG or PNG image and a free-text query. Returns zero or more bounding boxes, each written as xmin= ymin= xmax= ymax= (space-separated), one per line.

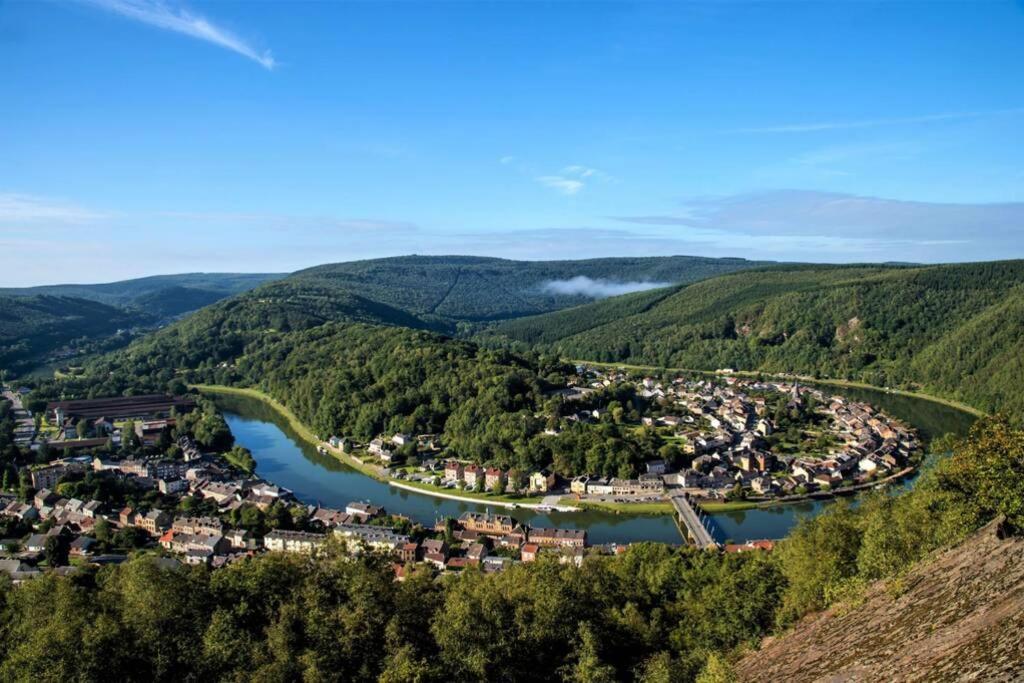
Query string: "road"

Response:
xmin=670 ymin=494 xmax=718 ymax=549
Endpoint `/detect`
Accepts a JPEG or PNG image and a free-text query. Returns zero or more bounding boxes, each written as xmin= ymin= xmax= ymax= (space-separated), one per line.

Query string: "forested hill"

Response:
xmin=479 ymin=260 xmax=1024 ymax=423
xmin=0 ymin=295 xmax=149 ymax=374
xmin=287 ymin=254 xmax=772 ymax=324
xmin=0 ymin=272 xmax=283 ymax=318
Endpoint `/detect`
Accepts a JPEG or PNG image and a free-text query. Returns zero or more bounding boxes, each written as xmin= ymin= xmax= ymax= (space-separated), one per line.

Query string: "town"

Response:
xmin=0 ymin=391 xmax=602 ymax=582
xmin=351 ymin=365 xmax=920 ymax=511
xmin=0 ymin=364 xmax=919 ymax=582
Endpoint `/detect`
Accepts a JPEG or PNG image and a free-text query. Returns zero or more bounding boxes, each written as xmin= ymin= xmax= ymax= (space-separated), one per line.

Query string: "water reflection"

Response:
xmin=211 ymin=385 xmax=977 ymax=545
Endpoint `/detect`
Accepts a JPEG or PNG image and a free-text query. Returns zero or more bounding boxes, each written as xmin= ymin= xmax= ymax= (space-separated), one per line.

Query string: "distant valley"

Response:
xmin=0 ymin=272 xmax=283 ymax=375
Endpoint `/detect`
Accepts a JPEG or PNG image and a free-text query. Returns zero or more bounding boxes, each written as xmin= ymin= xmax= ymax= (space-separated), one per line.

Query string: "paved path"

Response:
xmin=387 ymin=481 xmax=579 ymax=512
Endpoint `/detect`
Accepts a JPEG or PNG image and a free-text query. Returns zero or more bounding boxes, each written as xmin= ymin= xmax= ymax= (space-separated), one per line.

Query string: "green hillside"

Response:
xmin=481 ymin=261 xmax=1024 ymax=422
xmin=0 ymin=295 xmax=149 ymax=374
xmin=290 ymin=254 xmax=771 ymax=324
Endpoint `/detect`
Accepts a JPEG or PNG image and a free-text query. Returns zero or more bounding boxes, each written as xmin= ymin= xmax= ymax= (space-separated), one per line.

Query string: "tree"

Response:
xmin=936 ymin=416 xmax=1024 ymax=527
xmin=18 ymin=469 xmax=34 ymax=502
xmin=94 ymin=517 xmax=111 ymax=543
xmin=44 ymin=534 xmax=68 ymax=567
xmin=564 ymin=623 xmax=616 ymax=683
xmin=695 ymin=652 xmax=738 ymax=683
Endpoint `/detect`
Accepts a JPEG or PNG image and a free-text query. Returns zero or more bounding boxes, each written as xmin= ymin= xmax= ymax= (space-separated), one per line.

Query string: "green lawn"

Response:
xmin=697 ymin=500 xmax=760 ymax=513
xmin=560 ymin=497 xmax=674 ymax=515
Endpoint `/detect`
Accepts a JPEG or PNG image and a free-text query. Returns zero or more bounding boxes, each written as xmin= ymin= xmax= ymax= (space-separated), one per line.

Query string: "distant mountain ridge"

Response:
xmin=53 ymin=255 xmax=768 ymax=384
xmin=288 ymin=254 xmax=772 ymax=326
xmin=0 ymin=272 xmax=285 ymax=318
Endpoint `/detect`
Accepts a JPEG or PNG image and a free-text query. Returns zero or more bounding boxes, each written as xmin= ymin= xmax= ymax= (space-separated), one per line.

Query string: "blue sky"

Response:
xmin=1 ymin=0 xmax=1023 ymax=285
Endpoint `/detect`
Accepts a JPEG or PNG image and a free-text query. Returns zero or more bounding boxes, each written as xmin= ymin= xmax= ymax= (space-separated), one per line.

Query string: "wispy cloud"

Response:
xmin=0 ymin=193 xmax=110 ymax=224
xmin=612 ymin=189 xmax=1024 ymax=242
xmin=535 ymin=175 xmax=585 ymax=195
xmin=80 ymin=0 xmax=276 ymax=69
xmin=541 ymin=276 xmax=671 ymax=298
xmin=730 ymin=107 xmax=1024 ymax=134
xmin=534 ymin=164 xmax=610 ymax=196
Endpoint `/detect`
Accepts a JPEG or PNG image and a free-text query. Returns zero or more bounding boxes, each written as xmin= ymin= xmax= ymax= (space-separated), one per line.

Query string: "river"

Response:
xmin=213 ymin=386 xmax=977 ymax=545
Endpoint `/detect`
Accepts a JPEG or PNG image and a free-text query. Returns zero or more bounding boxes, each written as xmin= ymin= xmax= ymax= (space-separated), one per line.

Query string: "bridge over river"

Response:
xmin=670 ymin=494 xmax=719 ymax=549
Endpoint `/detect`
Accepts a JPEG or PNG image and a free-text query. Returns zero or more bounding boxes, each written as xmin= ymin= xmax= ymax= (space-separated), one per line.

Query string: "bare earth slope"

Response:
xmin=737 ymin=518 xmax=1024 ymax=682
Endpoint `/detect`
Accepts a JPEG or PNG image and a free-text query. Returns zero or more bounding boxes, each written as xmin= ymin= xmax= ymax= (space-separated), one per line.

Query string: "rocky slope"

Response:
xmin=736 ymin=517 xmax=1024 ymax=682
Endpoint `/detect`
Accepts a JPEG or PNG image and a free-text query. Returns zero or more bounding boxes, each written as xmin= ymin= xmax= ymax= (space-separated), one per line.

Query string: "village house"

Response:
xmin=421 ymin=538 xmax=448 ymax=568
xmin=521 ymin=543 xmax=540 ymax=562
xmin=172 ymin=516 xmax=224 ymax=536
xmin=138 ymin=509 xmax=172 ymax=536
xmin=569 ymin=475 xmax=590 ymax=495
xmin=529 ymin=469 xmax=557 ymax=493
xmin=444 ymin=461 xmax=464 ymax=482
xmin=463 ymin=464 xmax=482 ymax=488
xmin=527 ymin=527 xmax=587 ymax=548
xmin=3 ymin=502 xmax=39 ymax=523
xmin=645 ymin=459 xmax=668 ymax=475
xmin=398 ymin=541 xmax=418 ymax=564
xmin=263 ymin=529 xmax=326 ymax=555
xmin=465 ymin=543 xmax=488 ymax=564
xmin=345 ymin=501 xmax=383 ymax=520
xmin=459 ymin=511 xmax=515 ymax=536
xmin=69 ymin=535 xmax=96 ymax=557
xmin=158 ymin=478 xmax=189 ymax=495
xmin=484 ymin=467 xmax=505 ymax=490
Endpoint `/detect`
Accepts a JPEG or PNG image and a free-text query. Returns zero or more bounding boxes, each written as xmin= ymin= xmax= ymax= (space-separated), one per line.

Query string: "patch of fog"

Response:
xmin=540 ymin=276 xmax=672 ymax=299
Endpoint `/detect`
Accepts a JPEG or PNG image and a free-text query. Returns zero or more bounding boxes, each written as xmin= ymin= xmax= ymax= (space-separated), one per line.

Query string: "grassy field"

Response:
xmin=698 ymin=500 xmax=760 ymax=513
xmin=560 ymin=497 xmax=675 ymax=515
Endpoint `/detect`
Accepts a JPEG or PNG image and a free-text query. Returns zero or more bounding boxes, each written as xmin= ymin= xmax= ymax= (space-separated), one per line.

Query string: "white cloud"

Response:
xmin=541 ymin=276 xmax=671 ymax=298
xmin=729 ymin=107 xmax=1024 ymax=134
xmin=81 ymin=0 xmax=276 ymax=69
xmin=535 ymin=175 xmax=585 ymax=195
xmin=534 ymin=164 xmax=610 ymax=195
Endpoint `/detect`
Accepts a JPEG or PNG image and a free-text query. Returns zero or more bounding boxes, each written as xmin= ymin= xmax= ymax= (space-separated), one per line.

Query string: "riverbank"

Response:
xmin=570 ymin=360 xmax=988 ymax=419
xmin=196 ymin=381 xmax=956 ymax=525
xmin=392 ymin=480 xmax=578 ymax=511
xmin=192 ymin=384 xmax=574 ymax=511
xmin=560 ymin=497 xmax=675 ymax=515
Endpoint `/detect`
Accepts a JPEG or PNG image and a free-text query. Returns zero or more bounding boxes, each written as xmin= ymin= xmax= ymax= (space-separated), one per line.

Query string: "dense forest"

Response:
xmin=1 ymin=416 xmax=1020 ymax=682
xmin=1 ymin=255 xmax=767 ymax=378
xmin=0 ymin=295 xmax=148 ymax=374
xmin=480 ymin=261 xmax=1024 ymax=423
xmin=288 ymin=254 xmax=769 ymax=325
